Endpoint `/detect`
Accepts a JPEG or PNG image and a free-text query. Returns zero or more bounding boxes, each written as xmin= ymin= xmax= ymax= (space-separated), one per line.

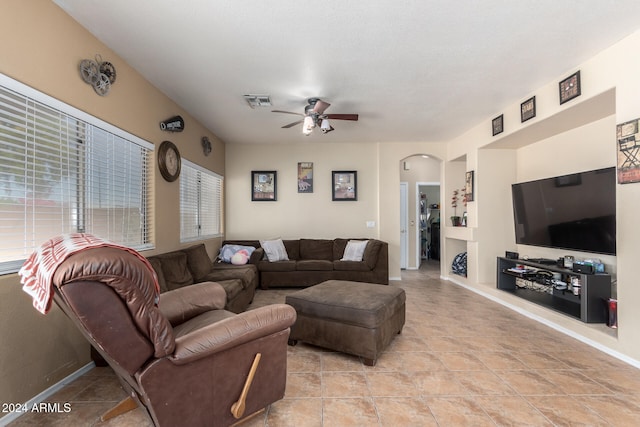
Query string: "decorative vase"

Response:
xmin=451 ymin=216 xmax=461 ymax=226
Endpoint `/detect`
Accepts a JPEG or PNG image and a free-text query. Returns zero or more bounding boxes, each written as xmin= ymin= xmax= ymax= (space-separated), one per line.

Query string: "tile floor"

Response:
xmin=8 ymin=261 xmax=640 ymax=426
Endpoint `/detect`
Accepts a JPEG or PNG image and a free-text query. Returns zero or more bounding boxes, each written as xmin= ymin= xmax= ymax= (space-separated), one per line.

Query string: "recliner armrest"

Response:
xmin=169 ymin=304 xmax=296 ymax=365
xmin=159 ymin=281 xmax=227 ymax=326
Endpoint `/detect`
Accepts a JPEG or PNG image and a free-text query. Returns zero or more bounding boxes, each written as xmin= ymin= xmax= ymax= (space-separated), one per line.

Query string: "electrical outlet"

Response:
xmin=366 ymin=221 xmax=375 ymax=228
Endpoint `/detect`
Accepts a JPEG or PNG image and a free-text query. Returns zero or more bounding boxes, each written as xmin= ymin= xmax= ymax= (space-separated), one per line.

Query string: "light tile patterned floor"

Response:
xmin=9 ymin=261 xmax=640 ymax=426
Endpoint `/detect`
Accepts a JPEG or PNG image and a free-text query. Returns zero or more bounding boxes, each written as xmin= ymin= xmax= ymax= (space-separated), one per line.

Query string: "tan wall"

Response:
xmin=225 ymin=141 xmax=449 ymax=280
xmin=0 ymin=1 xmax=224 ymax=405
xmin=225 ymin=142 xmax=380 ymax=240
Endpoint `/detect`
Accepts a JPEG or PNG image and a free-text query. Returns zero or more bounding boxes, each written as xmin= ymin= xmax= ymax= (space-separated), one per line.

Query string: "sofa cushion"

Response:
xmin=155 ymin=252 xmax=194 ymax=290
xmin=258 ymin=260 xmax=297 ymax=272
xmin=147 ymin=256 xmax=168 ymax=293
xmin=183 ymin=244 xmax=213 ymax=281
xmin=205 ymin=264 xmax=258 ymax=290
xmin=333 ymin=239 xmax=348 ymax=260
xmin=283 ymin=240 xmax=300 ymax=260
xmin=296 ymin=260 xmax=334 ymax=271
xmin=215 ymin=278 xmax=244 ymax=301
xmin=362 ymin=239 xmax=382 ymax=270
xmin=260 ymin=238 xmax=289 ymax=262
xmin=333 ymin=261 xmax=371 ymax=271
xmin=300 ymin=239 xmax=333 ymax=261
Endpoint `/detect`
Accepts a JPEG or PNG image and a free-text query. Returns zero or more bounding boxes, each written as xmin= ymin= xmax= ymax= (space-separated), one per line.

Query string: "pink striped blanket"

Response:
xmin=18 ymin=234 xmax=159 ymax=315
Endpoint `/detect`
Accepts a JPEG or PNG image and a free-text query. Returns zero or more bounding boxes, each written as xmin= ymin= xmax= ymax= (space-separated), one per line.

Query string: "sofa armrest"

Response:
xmin=159 ymin=281 xmax=227 ymax=326
xmin=169 ymin=304 xmax=296 ymax=365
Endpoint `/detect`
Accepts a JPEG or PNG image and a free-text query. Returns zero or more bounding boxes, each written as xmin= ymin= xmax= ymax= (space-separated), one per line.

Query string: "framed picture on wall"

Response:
xmin=559 ymin=70 xmax=581 ymax=104
xmin=332 ymin=171 xmax=357 ymax=201
xmin=616 ymin=118 xmax=640 ymax=184
xmin=520 ymin=96 xmax=536 ymax=122
xmin=465 ymin=171 xmax=474 ymax=202
xmin=298 ymin=162 xmax=313 ymax=193
xmin=251 ymin=171 xmax=277 ymax=201
xmin=492 ymin=114 xmax=504 ymax=136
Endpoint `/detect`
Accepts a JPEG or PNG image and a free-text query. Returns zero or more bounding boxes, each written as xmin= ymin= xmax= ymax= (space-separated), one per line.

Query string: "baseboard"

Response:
xmin=0 ymin=362 xmax=95 ymax=427
xmin=444 ymin=275 xmax=640 ymax=370
xmin=389 ymin=276 xmax=402 ymax=281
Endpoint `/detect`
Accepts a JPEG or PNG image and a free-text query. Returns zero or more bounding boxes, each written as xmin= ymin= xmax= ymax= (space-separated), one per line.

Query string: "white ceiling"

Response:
xmin=54 ymin=0 xmax=640 ymax=145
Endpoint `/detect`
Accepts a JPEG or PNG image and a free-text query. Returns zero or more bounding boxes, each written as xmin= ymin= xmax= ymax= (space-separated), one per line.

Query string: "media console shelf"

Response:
xmin=496 ymin=257 xmax=611 ymax=323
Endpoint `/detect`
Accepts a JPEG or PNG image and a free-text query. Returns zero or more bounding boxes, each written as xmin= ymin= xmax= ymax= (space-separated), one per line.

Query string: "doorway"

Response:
xmin=417 ymin=184 xmax=441 ymax=267
xmin=399 ymin=155 xmax=442 ymax=271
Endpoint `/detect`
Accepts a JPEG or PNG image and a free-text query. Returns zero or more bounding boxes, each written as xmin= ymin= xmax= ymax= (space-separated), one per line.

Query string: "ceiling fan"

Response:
xmin=272 ymin=98 xmax=359 ymax=135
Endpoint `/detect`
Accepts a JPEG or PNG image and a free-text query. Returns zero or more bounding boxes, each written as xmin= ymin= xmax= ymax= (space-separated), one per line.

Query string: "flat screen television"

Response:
xmin=511 ymin=167 xmax=616 ymax=255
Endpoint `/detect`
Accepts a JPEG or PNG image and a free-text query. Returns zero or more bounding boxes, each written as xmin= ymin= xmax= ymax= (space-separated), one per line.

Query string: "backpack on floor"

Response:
xmin=452 ymin=251 xmax=467 ymax=276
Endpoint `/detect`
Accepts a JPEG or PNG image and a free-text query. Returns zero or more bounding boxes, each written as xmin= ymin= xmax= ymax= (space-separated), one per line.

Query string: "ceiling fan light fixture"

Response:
xmin=320 ymin=119 xmax=334 ymax=134
xmin=303 ymin=116 xmax=314 ymax=135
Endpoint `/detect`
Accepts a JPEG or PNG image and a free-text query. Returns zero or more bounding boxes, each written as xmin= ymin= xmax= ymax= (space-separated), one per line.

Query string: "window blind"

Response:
xmin=0 ymin=74 xmax=153 ymax=274
xmin=180 ymin=159 xmax=223 ymax=242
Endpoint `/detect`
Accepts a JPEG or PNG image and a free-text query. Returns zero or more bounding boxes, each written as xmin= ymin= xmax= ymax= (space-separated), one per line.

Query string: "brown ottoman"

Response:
xmin=285 ymin=280 xmax=405 ymax=366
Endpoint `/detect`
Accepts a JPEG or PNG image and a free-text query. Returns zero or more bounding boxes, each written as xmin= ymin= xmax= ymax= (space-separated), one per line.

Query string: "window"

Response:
xmin=180 ymin=160 xmax=223 ymax=242
xmin=0 ymin=74 xmax=153 ymax=274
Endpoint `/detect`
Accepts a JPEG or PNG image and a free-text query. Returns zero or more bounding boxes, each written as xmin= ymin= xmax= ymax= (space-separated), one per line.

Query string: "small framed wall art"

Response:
xmin=332 ymin=171 xmax=357 ymax=201
xmin=251 ymin=170 xmax=277 ymax=201
xmin=492 ymin=114 xmax=504 ymax=136
xmin=465 ymin=171 xmax=474 ymax=202
xmin=298 ymin=162 xmax=313 ymax=193
xmin=520 ymin=96 xmax=536 ymax=122
xmin=616 ymin=118 xmax=640 ymax=184
xmin=559 ymin=70 xmax=581 ymax=104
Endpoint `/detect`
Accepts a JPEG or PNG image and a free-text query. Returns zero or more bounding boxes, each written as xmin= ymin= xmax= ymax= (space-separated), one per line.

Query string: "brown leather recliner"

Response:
xmin=51 ymin=246 xmax=296 ymax=426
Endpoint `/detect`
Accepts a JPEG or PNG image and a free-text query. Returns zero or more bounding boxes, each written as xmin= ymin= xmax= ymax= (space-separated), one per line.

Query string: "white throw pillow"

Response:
xmin=341 ymin=240 xmax=369 ymax=261
xmin=260 ymin=238 xmax=289 ymax=262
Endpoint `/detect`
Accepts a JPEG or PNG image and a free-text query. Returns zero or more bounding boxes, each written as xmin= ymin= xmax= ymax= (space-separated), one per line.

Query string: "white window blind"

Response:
xmin=180 ymin=160 xmax=223 ymax=242
xmin=0 ymin=74 xmax=153 ymax=274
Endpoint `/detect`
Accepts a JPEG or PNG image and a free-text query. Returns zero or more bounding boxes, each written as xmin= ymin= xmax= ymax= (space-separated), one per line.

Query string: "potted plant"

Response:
xmin=451 ymin=190 xmax=461 ymax=226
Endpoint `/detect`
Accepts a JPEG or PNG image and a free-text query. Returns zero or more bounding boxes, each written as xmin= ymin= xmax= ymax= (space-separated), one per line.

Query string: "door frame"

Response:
xmin=400 ymin=182 xmax=408 ymax=270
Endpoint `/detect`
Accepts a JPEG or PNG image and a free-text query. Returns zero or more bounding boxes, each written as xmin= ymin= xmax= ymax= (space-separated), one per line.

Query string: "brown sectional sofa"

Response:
xmin=221 ymin=238 xmax=388 ymax=289
xmin=147 ymin=243 xmax=258 ymax=313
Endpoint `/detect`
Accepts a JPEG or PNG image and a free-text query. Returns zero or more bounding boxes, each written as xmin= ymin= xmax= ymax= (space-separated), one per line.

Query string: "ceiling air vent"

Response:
xmin=244 ymin=95 xmax=272 ymax=108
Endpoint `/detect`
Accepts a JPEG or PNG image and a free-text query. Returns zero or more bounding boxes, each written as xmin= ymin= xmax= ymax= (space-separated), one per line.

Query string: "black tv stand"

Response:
xmin=496 ymin=257 xmax=611 ymax=323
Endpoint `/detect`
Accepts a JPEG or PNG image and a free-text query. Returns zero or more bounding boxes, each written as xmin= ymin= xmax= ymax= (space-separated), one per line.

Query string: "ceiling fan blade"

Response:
xmin=281 ymin=119 xmax=304 ymax=129
xmin=312 ymin=100 xmax=331 ymax=114
xmin=326 ymin=114 xmax=359 ymax=121
xmin=272 ymin=110 xmax=304 ymax=116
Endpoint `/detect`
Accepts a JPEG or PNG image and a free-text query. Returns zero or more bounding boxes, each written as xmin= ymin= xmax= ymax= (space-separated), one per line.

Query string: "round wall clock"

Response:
xmin=158 ymin=140 xmax=181 ymax=182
